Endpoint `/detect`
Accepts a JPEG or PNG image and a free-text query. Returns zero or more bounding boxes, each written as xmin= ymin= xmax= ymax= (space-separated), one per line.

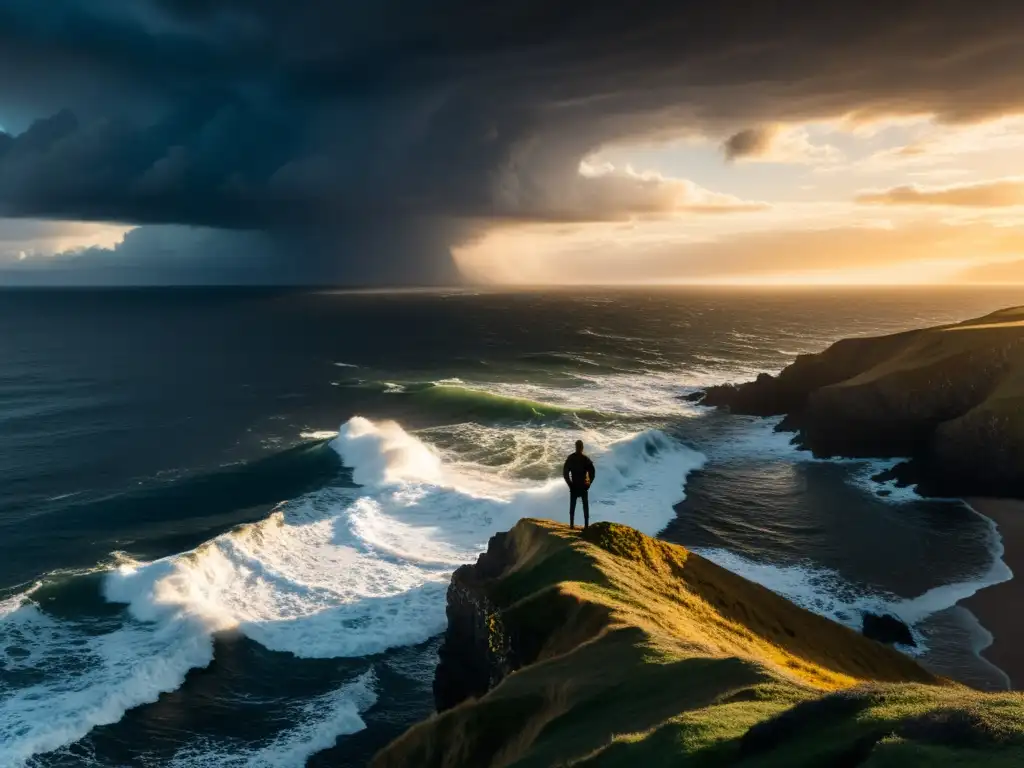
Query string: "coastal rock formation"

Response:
xmin=862 ymin=612 xmax=916 ymax=647
xmin=694 ymin=306 xmax=1024 ymax=497
xmin=433 ymin=530 xmax=518 ymax=711
xmin=372 ymin=519 xmax=1024 ymax=767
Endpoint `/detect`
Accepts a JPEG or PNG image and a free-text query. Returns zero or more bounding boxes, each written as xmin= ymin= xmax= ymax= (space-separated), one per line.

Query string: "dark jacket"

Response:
xmin=563 ymin=452 xmax=596 ymax=491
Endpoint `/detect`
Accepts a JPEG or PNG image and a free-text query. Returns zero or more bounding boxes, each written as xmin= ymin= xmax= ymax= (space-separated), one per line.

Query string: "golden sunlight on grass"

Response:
xmin=370 ymin=520 xmax=1024 ymax=768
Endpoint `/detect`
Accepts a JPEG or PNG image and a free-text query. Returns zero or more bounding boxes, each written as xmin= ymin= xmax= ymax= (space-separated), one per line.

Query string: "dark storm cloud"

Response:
xmin=6 ymin=0 xmax=1024 ymax=281
xmin=0 ymin=226 xmax=284 ymax=286
xmin=722 ymin=127 xmax=779 ymax=161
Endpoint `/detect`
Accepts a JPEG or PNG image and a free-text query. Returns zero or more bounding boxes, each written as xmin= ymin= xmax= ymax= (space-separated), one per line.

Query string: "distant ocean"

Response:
xmin=2 ymin=286 xmax=1023 ymax=767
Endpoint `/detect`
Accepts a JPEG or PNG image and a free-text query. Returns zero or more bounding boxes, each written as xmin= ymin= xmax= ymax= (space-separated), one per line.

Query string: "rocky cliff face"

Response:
xmin=694 ymin=307 xmax=1024 ymax=498
xmin=433 ymin=530 xmax=518 ymax=712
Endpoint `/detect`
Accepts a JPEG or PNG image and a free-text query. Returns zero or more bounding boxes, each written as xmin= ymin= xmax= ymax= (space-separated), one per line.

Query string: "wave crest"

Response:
xmin=2 ymin=416 xmax=705 ymax=761
xmin=105 ymin=417 xmax=705 ymax=661
xmin=368 ymin=381 xmax=606 ymax=422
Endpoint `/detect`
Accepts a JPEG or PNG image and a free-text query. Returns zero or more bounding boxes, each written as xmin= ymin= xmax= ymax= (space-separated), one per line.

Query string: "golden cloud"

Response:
xmin=857 ymin=178 xmax=1024 ymax=207
xmin=455 ymin=220 xmax=1024 ymax=285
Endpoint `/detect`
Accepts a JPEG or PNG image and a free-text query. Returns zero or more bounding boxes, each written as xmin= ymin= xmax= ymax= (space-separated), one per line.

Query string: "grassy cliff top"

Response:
xmin=373 ymin=519 xmax=1024 ymax=767
xmin=801 ymin=306 xmax=1024 ymax=476
xmin=830 ymin=306 xmax=1024 ymax=385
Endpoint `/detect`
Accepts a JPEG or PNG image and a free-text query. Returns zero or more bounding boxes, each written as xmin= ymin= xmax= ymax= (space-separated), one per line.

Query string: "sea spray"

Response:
xmin=0 ymin=594 xmax=215 ymax=766
xmin=0 ymin=416 xmax=704 ymax=762
xmin=104 ymin=417 xmax=706 ymax=659
xmin=164 ymin=669 xmax=378 ymax=768
xmin=693 ymin=505 xmax=1013 ymax=655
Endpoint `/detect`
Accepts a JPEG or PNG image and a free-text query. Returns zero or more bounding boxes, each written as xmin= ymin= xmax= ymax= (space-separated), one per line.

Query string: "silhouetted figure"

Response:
xmin=563 ymin=440 xmax=596 ymax=530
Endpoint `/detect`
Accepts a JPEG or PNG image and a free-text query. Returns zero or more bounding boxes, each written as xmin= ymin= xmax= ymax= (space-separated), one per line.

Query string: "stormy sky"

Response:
xmin=6 ymin=1 xmax=1024 ymax=285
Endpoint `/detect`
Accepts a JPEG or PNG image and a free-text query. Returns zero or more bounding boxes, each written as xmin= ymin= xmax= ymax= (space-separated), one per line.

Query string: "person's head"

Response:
xmin=575 ymin=439 xmax=584 ymax=454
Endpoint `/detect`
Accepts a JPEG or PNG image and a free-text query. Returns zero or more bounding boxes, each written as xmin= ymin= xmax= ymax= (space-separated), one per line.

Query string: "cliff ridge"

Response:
xmin=373 ymin=519 xmax=1024 ymax=767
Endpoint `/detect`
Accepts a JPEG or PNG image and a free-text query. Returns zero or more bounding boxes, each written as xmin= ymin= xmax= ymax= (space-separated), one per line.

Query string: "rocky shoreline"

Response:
xmin=962 ymin=498 xmax=1022 ymax=689
xmin=689 ymin=306 xmax=1024 ymax=498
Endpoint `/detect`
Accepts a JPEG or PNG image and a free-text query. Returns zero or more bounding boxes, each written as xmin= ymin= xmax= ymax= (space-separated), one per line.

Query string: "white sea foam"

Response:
xmin=692 ymin=548 xmax=907 ymax=636
xmin=700 ymin=414 xmax=871 ymax=468
xmin=300 ymin=430 xmax=340 ymax=441
xmin=16 ymin=390 xmax=979 ymax=760
xmin=165 ymin=669 xmax=377 ymax=768
xmin=0 ymin=596 xmax=215 ymax=767
xmin=694 ymin=507 xmax=1012 ymax=652
xmin=105 ymin=417 xmax=705 ymax=660
xmin=45 ymin=491 xmax=83 ymax=502
xmin=701 ymin=415 xmax=931 ymax=505
xmin=847 ymin=460 xmax=921 ymax=503
xmin=480 ymin=371 xmax=701 ymax=419
xmin=894 ymin=507 xmax=1013 ymax=625
xmin=0 ymin=416 xmax=704 ymax=763
xmin=0 ymin=588 xmax=34 ymax=619
xmin=332 ymin=362 xmax=360 ymax=368
xmin=701 ymin=416 xmax=808 ymax=463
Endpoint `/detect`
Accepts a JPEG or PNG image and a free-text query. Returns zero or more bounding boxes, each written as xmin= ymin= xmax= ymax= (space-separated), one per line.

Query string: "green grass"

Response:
xmin=372 ymin=520 xmax=1024 ymax=767
xmin=808 ymin=306 xmax=1024 ymax=408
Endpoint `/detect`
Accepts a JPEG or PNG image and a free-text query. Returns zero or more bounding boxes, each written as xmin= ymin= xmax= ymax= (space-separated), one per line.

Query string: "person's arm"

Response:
xmin=586 ymin=457 xmax=596 ymax=485
xmin=563 ymin=457 xmax=571 ymax=486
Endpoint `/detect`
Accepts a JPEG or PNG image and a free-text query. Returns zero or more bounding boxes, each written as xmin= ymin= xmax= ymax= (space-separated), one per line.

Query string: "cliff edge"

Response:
xmin=695 ymin=306 xmax=1024 ymax=497
xmin=373 ymin=519 xmax=1024 ymax=767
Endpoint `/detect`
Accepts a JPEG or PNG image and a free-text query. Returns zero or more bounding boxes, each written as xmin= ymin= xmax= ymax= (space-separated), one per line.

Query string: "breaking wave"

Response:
xmin=408 ymin=382 xmax=603 ymax=422
xmin=0 ymin=416 xmax=705 ymax=763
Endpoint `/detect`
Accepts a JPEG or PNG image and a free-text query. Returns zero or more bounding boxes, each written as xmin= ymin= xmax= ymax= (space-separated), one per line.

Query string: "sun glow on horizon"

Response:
xmin=451 ymin=111 xmax=1024 ymax=287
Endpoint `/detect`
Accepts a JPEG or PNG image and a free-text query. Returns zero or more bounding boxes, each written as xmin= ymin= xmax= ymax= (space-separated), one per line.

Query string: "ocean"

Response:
xmin=2 ymin=286 xmax=1023 ymax=767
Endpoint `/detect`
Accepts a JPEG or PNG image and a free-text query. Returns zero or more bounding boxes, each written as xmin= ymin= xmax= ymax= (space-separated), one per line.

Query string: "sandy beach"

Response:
xmin=963 ymin=498 xmax=1024 ymax=689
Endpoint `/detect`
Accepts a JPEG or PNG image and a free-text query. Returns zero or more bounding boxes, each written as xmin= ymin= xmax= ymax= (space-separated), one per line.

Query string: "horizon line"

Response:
xmin=0 ymin=282 xmax=1022 ymax=292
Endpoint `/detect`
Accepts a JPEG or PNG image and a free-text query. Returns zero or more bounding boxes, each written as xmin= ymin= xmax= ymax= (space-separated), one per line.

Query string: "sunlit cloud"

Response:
xmin=721 ymin=124 xmax=843 ymax=165
xmin=10 ymin=2 xmax=1024 ymax=284
xmin=815 ymin=115 xmax=1024 ymax=178
xmin=904 ymin=169 xmax=973 ymax=180
xmin=572 ymin=160 xmax=770 ymax=216
xmin=454 ymin=218 xmax=1024 ymax=286
xmin=895 ymin=117 xmax=1024 ymax=160
xmin=857 ymin=178 xmax=1024 ymax=207
xmin=444 ymin=102 xmax=1024 ymax=287
xmin=0 ymin=219 xmax=133 ymax=262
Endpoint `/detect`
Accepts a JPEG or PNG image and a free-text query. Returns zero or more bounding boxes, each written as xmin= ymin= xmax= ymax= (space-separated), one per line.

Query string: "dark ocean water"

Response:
xmin=2 ymin=286 xmax=1023 ymax=767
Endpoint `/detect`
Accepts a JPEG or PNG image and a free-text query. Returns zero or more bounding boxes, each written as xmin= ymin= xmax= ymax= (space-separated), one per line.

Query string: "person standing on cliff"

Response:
xmin=563 ymin=440 xmax=596 ymax=530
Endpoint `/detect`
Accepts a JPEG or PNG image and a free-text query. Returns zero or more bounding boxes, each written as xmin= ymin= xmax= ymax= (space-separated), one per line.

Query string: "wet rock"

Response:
xmin=862 ymin=613 xmax=915 ymax=647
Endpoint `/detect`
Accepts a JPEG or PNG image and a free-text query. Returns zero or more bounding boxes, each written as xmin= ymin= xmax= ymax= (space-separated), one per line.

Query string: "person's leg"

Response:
xmin=581 ymin=490 xmax=590 ymax=529
xmin=569 ymin=490 xmax=578 ymax=528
